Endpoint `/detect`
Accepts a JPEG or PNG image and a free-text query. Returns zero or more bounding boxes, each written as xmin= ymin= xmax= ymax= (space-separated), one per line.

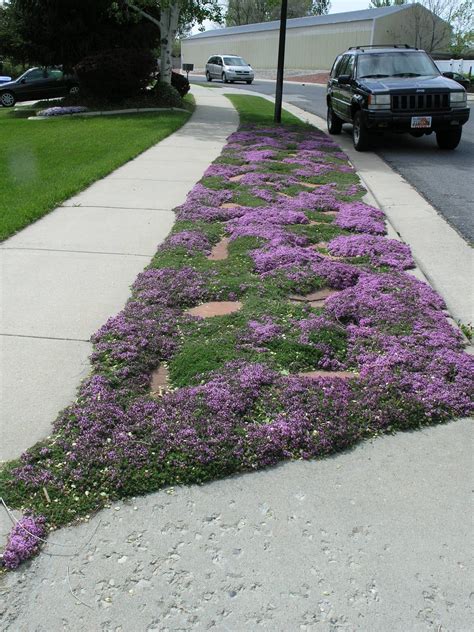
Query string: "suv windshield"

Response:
xmin=357 ymin=52 xmax=440 ymax=78
xmin=223 ymin=57 xmax=247 ymax=66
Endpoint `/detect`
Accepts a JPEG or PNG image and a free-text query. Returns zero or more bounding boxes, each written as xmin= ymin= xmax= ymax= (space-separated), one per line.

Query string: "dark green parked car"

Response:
xmin=0 ymin=67 xmax=79 ymax=107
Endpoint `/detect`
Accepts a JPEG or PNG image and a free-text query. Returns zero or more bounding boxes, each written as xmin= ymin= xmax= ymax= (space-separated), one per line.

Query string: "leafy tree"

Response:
xmin=0 ymin=0 xmax=159 ymax=70
xmin=450 ymin=0 xmax=473 ymax=55
xmin=124 ymin=1 xmax=222 ymax=84
xmin=369 ymin=0 xmax=407 ymax=7
xmin=226 ymin=0 xmax=330 ymax=26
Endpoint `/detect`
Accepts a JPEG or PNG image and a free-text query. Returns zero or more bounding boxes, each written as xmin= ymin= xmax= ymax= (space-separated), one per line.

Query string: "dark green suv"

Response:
xmin=326 ymin=45 xmax=470 ymax=151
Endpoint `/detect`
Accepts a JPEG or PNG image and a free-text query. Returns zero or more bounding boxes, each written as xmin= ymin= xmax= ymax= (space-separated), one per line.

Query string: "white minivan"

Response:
xmin=205 ymin=55 xmax=254 ymax=84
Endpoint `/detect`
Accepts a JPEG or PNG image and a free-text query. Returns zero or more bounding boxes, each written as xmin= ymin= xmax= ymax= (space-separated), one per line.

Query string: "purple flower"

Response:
xmin=328 ymin=234 xmax=414 ymax=269
xmin=2 ymin=514 xmax=47 ymax=569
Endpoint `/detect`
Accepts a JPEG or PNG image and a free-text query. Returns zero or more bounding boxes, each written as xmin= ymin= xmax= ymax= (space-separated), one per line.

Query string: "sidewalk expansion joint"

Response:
xmin=1 ymin=333 xmax=90 ymax=343
xmin=1 ymin=246 xmax=152 ymax=258
xmin=64 ymin=205 xmax=176 ymax=212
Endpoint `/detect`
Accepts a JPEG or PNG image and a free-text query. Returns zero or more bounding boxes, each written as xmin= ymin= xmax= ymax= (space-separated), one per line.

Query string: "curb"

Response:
xmin=28 ymin=106 xmax=190 ymax=120
xmin=190 ymin=73 xmax=327 ymax=87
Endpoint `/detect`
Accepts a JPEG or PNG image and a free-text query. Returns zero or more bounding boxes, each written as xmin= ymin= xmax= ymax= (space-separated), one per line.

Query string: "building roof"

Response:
xmin=185 ymin=5 xmax=411 ymax=40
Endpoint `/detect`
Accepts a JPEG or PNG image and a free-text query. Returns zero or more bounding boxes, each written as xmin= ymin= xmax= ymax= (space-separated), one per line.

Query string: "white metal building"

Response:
xmin=182 ymin=4 xmax=450 ymax=72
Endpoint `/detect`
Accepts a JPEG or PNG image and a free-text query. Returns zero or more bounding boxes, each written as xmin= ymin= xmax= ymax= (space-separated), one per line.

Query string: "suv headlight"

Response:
xmin=367 ymin=94 xmax=391 ymax=110
xmin=450 ymin=91 xmax=467 ymax=108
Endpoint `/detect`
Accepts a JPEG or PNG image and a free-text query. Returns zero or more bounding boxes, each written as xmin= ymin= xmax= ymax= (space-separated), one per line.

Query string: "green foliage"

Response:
xmin=169 ymin=293 xmax=348 ymax=387
xmin=0 ymin=0 xmax=159 ymax=69
xmin=226 ymin=94 xmax=310 ymax=128
xmin=225 ymin=0 xmax=330 ymax=27
xmin=75 ymin=48 xmax=156 ymax=100
xmin=153 ymin=82 xmax=184 ymax=108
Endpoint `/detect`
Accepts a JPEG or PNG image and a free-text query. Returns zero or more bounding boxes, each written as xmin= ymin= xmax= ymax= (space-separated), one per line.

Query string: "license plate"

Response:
xmin=411 ymin=116 xmax=432 ymax=129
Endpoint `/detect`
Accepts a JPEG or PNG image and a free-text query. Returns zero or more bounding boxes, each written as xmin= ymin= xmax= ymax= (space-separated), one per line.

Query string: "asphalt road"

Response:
xmin=192 ymin=77 xmax=474 ymax=244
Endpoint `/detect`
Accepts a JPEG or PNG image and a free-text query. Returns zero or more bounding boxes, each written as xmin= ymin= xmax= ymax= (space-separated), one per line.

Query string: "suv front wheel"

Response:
xmin=352 ymin=110 xmax=371 ymax=151
xmin=436 ymin=128 xmax=462 ymax=150
xmin=327 ymin=103 xmax=342 ymax=135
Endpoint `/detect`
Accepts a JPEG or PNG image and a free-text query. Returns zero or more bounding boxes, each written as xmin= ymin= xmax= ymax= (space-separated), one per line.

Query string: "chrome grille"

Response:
xmin=391 ymin=93 xmax=450 ymax=111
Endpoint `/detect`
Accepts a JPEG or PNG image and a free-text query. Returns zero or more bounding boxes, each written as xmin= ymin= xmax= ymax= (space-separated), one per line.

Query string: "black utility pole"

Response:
xmin=274 ymin=0 xmax=288 ymax=123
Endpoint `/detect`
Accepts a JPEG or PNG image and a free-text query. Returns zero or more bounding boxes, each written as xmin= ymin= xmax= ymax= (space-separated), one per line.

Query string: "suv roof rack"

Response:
xmin=348 ymin=44 xmax=418 ymax=51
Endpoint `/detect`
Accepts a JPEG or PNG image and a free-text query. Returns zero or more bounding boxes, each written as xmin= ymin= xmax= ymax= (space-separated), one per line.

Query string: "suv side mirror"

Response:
xmin=442 ymin=71 xmax=454 ymax=78
xmin=338 ymin=74 xmax=351 ymax=85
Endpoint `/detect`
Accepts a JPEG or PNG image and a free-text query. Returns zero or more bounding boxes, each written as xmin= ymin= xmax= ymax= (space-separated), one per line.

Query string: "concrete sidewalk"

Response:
xmin=0 ymin=88 xmax=238 ymax=463
xmin=1 ymin=87 xmax=472 ymax=632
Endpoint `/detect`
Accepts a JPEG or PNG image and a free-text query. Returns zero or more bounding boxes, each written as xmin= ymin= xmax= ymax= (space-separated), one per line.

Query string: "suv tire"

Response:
xmin=0 ymin=91 xmax=16 ymax=107
xmin=222 ymin=72 xmax=228 ymax=83
xmin=352 ymin=110 xmax=371 ymax=151
xmin=327 ymin=103 xmax=342 ymax=135
xmin=436 ymin=128 xmax=462 ymax=150
xmin=206 ymin=71 xmax=212 ymax=82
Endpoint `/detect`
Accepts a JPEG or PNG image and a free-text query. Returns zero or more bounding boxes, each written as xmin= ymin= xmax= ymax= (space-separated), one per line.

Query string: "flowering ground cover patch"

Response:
xmin=1 ymin=95 xmax=472 ymax=569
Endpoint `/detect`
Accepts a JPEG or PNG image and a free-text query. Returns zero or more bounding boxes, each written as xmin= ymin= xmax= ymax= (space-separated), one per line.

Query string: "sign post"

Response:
xmin=274 ymin=0 xmax=288 ymax=123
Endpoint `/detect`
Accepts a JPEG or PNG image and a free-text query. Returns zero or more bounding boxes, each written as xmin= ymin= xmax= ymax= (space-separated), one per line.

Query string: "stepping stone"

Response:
xmin=290 ymin=288 xmax=338 ymax=302
xmin=307 ymin=245 xmax=343 ymax=260
xmin=300 ymin=182 xmax=319 ymax=189
xmin=289 ymin=288 xmax=339 ymax=307
xmin=150 ymin=365 xmax=170 ymax=397
xmin=186 ymin=301 xmax=242 ymax=318
xmin=229 ymin=174 xmax=244 ymax=182
xmin=208 ymin=237 xmax=229 ymax=261
xmin=220 ymin=202 xmax=241 ymax=209
xmin=278 ymin=192 xmax=292 ymax=198
xmin=298 ymin=370 xmax=357 ymax=380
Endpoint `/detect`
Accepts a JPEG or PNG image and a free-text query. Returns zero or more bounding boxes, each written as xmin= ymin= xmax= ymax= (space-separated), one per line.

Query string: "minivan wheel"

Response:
xmin=436 ymin=128 xmax=462 ymax=150
xmin=0 ymin=91 xmax=16 ymax=107
xmin=206 ymin=71 xmax=212 ymax=82
xmin=222 ymin=72 xmax=228 ymax=83
xmin=327 ymin=103 xmax=342 ymax=135
xmin=352 ymin=110 xmax=371 ymax=151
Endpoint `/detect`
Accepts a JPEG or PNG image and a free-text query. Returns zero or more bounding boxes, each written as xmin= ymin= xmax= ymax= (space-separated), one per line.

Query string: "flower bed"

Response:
xmin=1 ymin=117 xmax=472 ymax=569
xmin=36 ymin=106 xmax=88 ymax=117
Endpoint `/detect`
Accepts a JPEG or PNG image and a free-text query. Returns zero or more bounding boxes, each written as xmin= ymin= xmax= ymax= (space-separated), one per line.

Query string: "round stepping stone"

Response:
xmin=186 ymin=301 xmax=242 ymax=318
xmin=307 ymin=245 xmax=343 ymax=260
xmin=150 ymin=365 xmax=170 ymax=397
xmin=298 ymin=370 xmax=357 ymax=380
xmin=207 ymin=237 xmax=229 ymax=261
xmin=229 ymin=174 xmax=244 ymax=182
xmin=289 ymin=288 xmax=339 ymax=303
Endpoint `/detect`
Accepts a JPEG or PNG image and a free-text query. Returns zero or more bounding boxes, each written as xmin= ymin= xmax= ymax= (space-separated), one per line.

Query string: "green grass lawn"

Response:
xmin=225 ymin=93 xmax=308 ymax=127
xmin=0 ymin=101 xmax=193 ymax=240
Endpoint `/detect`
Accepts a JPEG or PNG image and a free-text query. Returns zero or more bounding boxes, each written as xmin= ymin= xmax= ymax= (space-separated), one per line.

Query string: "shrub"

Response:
xmin=156 ymin=71 xmax=190 ymax=97
xmin=75 ymin=48 xmax=156 ymax=100
xmin=153 ymin=82 xmax=183 ymax=108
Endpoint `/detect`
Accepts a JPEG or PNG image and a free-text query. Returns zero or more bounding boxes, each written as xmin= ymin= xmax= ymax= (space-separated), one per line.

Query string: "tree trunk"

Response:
xmin=159 ymin=3 xmax=180 ymax=85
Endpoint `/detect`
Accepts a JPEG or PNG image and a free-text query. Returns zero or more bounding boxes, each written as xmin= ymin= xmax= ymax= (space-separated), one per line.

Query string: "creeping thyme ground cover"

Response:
xmin=1 ymin=95 xmax=473 ymax=569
